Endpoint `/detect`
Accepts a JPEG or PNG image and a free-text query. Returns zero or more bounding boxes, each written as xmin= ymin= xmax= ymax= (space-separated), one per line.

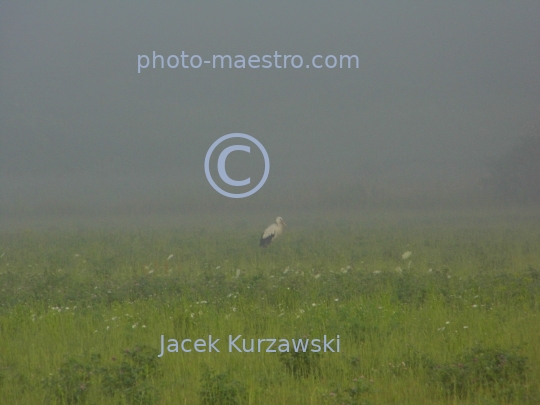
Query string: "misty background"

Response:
xmin=1 ymin=2 xmax=539 ymax=228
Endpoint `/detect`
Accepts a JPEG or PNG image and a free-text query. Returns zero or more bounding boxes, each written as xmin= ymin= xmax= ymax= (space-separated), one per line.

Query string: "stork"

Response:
xmin=259 ymin=217 xmax=286 ymax=247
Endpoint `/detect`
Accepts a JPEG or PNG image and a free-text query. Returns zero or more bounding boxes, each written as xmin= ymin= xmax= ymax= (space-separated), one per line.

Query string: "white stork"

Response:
xmin=259 ymin=217 xmax=286 ymax=247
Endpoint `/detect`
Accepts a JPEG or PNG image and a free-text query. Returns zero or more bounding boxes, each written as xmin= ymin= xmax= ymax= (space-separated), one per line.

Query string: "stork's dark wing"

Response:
xmin=259 ymin=232 xmax=275 ymax=247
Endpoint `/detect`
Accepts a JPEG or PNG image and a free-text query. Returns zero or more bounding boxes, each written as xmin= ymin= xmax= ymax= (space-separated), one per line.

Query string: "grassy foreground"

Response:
xmin=1 ymin=217 xmax=539 ymax=404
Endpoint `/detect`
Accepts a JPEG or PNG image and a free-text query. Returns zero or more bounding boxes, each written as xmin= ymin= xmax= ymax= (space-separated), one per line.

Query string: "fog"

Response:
xmin=1 ymin=2 xmax=539 ymax=228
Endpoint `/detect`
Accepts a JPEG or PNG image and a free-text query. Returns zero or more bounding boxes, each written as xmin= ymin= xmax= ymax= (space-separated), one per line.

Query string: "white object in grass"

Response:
xmin=259 ymin=217 xmax=287 ymax=247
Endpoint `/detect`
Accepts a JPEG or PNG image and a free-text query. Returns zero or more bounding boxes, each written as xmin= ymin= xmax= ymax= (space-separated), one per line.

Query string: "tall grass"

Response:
xmin=0 ymin=218 xmax=539 ymax=404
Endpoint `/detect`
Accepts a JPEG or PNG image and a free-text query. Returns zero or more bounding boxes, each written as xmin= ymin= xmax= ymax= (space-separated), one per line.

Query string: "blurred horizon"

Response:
xmin=1 ymin=2 xmax=539 ymax=229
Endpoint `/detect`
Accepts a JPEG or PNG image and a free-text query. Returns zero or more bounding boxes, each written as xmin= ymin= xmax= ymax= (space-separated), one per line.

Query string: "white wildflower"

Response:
xmin=402 ymin=251 xmax=412 ymax=260
xmin=167 ymin=254 xmax=174 ymax=261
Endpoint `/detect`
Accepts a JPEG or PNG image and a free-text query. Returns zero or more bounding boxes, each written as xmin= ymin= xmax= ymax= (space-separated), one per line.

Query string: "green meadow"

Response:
xmin=1 ymin=212 xmax=539 ymax=404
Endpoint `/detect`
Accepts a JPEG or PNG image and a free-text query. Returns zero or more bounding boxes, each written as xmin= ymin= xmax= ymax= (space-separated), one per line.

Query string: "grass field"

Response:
xmin=1 ymin=212 xmax=539 ymax=404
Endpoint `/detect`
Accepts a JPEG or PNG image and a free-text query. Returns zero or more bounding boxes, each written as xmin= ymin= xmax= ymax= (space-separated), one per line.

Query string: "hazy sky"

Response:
xmin=1 ymin=2 xmax=539 ymax=221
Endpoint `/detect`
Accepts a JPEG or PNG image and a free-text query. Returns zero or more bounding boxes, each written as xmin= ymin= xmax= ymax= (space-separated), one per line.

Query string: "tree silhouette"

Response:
xmin=483 ymin=135 xmax=540 ymax=204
